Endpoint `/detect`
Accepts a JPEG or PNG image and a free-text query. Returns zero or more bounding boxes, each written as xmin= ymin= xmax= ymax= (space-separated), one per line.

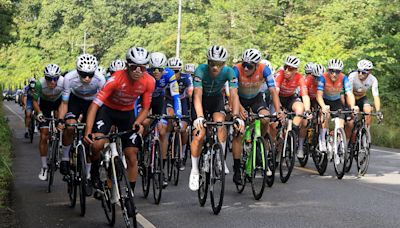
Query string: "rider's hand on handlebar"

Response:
xmin=239 ymin=106 xmax=248 ymax=120
xmin=352 ymin=106 xmax=360 ymax=115
xmin=322 ymin=105 xmax=330 ymax=114
xmin=193 ymin=116 xmax=205 ymax=130
xmin=377 ymin=111 xmax=384 ymax=122
xmin=133 ymin=122 xmax=144 ymax=134
xmin=56 ymin=119 xmax=65 ymax=131
xmin=304 ymin=110 xmax=313 ymax=120
xmin=233 ymin=116 xmax=245 ymax=133
xmin=84 ymin=134 xmax=94 ymax=145
xmin=36 ymin=112 xmax=45 ymax=122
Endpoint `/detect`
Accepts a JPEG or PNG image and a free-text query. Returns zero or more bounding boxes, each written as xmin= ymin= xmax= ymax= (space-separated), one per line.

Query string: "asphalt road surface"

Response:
xmin=4 ymin=101 xmax=400 ymax=228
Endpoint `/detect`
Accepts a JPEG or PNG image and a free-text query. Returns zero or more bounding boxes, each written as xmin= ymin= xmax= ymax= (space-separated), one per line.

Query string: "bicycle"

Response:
xmin=29 ymin=110 xmax=36 ymax=143
xmin=298 ymin=109 xmax=321 ymax=168
xmin=235 ymin=113 xmax=275 ymax=200
xmin=93 ymin=129 xmax=139 ymax=228
xmin=197 ymin=118 xmax=234 ymax=215
xmin=44 ymin=113 xmax=62 ymax=193
xmin=64 ymin=122 xmax=88 ymax=217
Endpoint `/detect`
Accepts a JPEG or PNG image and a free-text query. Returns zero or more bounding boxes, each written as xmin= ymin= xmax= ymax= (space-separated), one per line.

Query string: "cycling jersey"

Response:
xmin=348 ymin=72 xmax=379 ymax=100
xmin=234 ymin=63 xmax=275 ymax=99
xmin=165 ymin=72 xmax=193 ymax=100
xmin=304 ymin=75 xmax=318 ymax=100
xmin=275 ymin=70 xmax=308 ymax=97
xmin=317 ymin=73 xmax=351 ymax=101
xmin=62 ymin=70 xmax=105 ymax=102
xmin=23 ymin=85 xmax=34 ymax=111
xmin=33 ymin=77 xmax=64 ymax=102
xmin=93 ymin=70 xmax=155 ymax=111
xmin=193 ymin=64 xmax=238 ymax=97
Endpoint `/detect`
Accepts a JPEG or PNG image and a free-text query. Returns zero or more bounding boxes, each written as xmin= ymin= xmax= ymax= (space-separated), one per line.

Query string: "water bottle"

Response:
xmin=307 ymin=128 xmax=314 ymax=144
xmin=104 ymin=151 xmax=110 ymax=169
xmin=99 ymin=166 xmax=107 ymax=182
xmin=244 ymin=143 xmax=252 ymax=176
xmin=327 ymin=132 xmax=334 ymax=160
xmin=203 ymin=150 xmax=210 ymax=172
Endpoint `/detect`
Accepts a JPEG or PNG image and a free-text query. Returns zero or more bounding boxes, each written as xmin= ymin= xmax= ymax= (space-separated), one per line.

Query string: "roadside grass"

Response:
xmin=371 ymin=123 xmax=400 ymax=148
xmin=0 ymin=100 xmax=12 ymax=208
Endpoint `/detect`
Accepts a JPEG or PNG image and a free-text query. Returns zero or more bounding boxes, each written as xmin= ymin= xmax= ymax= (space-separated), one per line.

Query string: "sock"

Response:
xmin=86 ymin=163 xmax=91 ymax=179
xmin=41 ymin=156 xmax=48 ymax=168
xmin=320 ymin=128 xmax=327 ymax=142
xmin=191 ymin=156 xmax=199 ymax=174
xmin=298 ymin=137 xmax=305 ymax=149
xmin=25 ymin=127 xmax=29 ymax=132
xmin=62 ymin=145 xmax=71 ymax=161
xmin=130 ymin=182 xmax=136 ymax=194
xmin=233 ymin=159 xmax=240 ymax=171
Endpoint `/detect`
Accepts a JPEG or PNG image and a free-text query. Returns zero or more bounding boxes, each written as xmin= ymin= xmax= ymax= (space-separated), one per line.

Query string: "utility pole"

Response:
xmin=176 ymin=0 xmax=182 ymax=58
xmin=76 ymin=30 xmax=95 ymax=54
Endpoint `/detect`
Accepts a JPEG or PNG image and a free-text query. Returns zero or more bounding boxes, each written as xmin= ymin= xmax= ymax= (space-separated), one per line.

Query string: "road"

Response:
xmin=4 ymin=101 xmax=400 ymax=228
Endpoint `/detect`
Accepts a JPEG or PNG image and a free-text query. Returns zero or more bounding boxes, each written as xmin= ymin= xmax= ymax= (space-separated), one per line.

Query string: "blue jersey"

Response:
xmin=317 ymin=73 xmax=351 ymax=101
xmin=166 ymin=73 xmax=193 ymax=100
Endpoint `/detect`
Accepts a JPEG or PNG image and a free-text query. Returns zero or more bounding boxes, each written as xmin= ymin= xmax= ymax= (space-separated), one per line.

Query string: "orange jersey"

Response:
xmin=275 ymin=70 xmax=308 ymax=97
xmin=305 ymin=75 xmax=318 ymax=100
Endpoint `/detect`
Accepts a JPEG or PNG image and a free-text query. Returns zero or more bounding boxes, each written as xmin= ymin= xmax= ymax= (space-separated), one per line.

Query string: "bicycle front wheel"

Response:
xmin=198 ymin=148 xmax=209 ymax=206
xmin=29 ymin=117 xmax=35 ymax=143
xmin=100 ymin=180 xmax=115 ymax=226
xmin=172 ymin=132 xmax=182 ymax=186
xmin=251 ymin=137 xmax=267 ymax=200
xmin=279 ymin=131 xmax=296 ymax=183
xmin=333 ymin=128 xmax=347 ymax=179
xmin=77 ymin=145 xmax=87 ymax=216
xmin=265 ymin=134 xmax=275 ymax=188
xmin=210 ymin=143 xmax=225 ymax=215
xmin=152 ymin=140 xmax=163 ymax=204
xmin=47 ymin=139 xmax=58 ymax=193
xmin=141 ymin=149 xmax=150 ymax=198
xmin=357 ymin=127 xmax=370 ymax=176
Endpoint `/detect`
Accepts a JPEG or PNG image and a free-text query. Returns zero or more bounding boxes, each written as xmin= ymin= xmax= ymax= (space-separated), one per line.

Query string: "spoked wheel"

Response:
xmin=100 ymin=180 xmax=116 ymax=226
xmin=356 ymin=128 xmax=370 ymax=176
xmin=29 ymin=117 xmax=35 ymax=143
xmin=47 ymin=139 xmax=58 ymax=193
xmin=209 ymin=143 xmax=225 ymax=215
xmin=140 ymin=139 xmax=151 ymax=198
xmin=265 ymin=134 xmax=275 ymax=188
xmin=312 ymin=145 xmax=328 ymax=176
xmin=77 ymin=146 xmax=87 ymax=216
xmin=345 ymin=141 xmax=355 ymax=173
xmin=152 ymin=140 xmax=163 ymax=204
xmin=198 ymin=149 xmax=209 ymax=207
xmin=333 ymin=128 xmax=347 ymax=179
xmin=235 ymin=146 xmax=247 ymax=194
xmin=251 ymin=137 xmax=268 ymax=200
xmin=298 ymin=143 xmax=309 ymax=167
xmin=279 ymin=131 xmax=296 ymax=183
xmin=116 ymin=157 xmax=137 ymax=228
xmin=172 ymin=132 xmax=182 ymax=186
xmin=67 ymin=167 xmax=77 ymax=207
xmin=167 ymin=138 xmax=173 ymax=181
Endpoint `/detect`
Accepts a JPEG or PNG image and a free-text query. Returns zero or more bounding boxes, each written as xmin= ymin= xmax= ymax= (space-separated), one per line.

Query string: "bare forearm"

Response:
xmin=85 ymin=103 xmax=99 ymax=135
xmin=33 ymin=100 xmax=41 ymax=113
xmin=230 ymin=89 xmax=240 ymax=117
xmin=374 ymin=96 xmax=381 ymax=111
xmin=135 ymin=108 xmax=149 ymax=124
xmin=58 ymin=102 xmax=68 ymax=119
xmin=270 ymin=89 xmax=281 ymax=113
xmin=302 ymin=95 xmax=311 ymax=111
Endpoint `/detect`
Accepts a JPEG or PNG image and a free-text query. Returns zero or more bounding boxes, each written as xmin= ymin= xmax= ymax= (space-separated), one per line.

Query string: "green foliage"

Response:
xmin=0 ymin=100 xmax=12 ymax=207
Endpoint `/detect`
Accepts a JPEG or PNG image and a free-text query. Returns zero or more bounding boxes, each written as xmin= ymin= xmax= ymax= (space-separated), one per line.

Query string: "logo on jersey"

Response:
xmin=230 ymin=78 xmax=238 ymax=84
xmin=96 ymin=120 xmax=105 ymax=130
xmin=194 ymin=76 xmax=202 ymax=82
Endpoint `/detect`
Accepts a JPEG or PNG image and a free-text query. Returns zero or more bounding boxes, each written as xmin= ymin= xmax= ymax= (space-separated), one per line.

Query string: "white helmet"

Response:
xmin=304 ymin=62 xmax=315 ymax=74
xmin=207 ymin=45 xmax=228 ymax=62
xmin=312 ymin=64 xmax=325 ymax=77
xmin=260 ymin=59 xmax=275 ymax=75
xmin=96 ymin=66 xmax=106 ymax=76
xmin=284 ymin=55 xmax=301 ymax=68
xmin=167 ymin=57 xmax=183 ymax=70
xmin=109 ymin=59 xmax=126 ymax=72
xmin=327 ymin=59 xmax=344 ymax=70
xmin=44 ymin=64 xmax=62 ymax=77
xmin=76 ymin=54 xmax=98 ymax=73
xmin=184 ymin=63 xmax=196 ymax=73
xmin=126 ymin=47 xmax=150 ymax=65
xmin=242 ymin=48 xmax=262 ymax=64
xmin=357 ymin=59 xmax=373 ymax=71
xmin=149 ymin=52 xmax=167 ymax=68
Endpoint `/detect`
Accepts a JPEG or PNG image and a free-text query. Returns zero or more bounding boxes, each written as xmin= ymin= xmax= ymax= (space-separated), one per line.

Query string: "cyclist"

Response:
xmin=32 ymin=64 xmax=64 ymax=181
xmin=189 ymin=45 xmax=244 ymax=191
xmin=348 ymin=59 xmax=383 ymax=126
xmin=184 ymin=63 xmax=196 ymax=75
xmin=22 ymin=78 xmax=37 ymax=138
xmin=57 ymin=54 xmax=105 ymax=192
xmin=165 ymin=57 xmax=193 ymax=171
xmin=316 ymin=59 xmax=358 ymax=152
xmin=96 ymin=66 xmax=106 ymax=78
xmin=231 ymin=48 xmax=282 ymax=184
xmin=84 ymin=47 xmax=155 ymax=195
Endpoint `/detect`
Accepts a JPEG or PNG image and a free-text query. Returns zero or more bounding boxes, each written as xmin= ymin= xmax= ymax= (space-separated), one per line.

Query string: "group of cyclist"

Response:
xmin=21 ymin=44 xmax=383 ymax=208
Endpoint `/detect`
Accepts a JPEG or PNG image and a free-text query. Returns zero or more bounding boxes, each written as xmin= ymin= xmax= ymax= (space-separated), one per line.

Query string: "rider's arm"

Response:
xmin=316 ymin=76 xmax=326 ymax=109
xmin=371 ymin=76 xmax=381 ymax=112
xmin=227 ymin=68 xmax=239 ymax=117
xmin=32 ymin=81 xmax=42 ymax=113
xmin=193 ymin=87 xmax=204 ymax=117
xmin=22 ymin=95 xmax=27 ymax=108
xmin=168 ymin=75 xmax=182 ymax=118
xmin=84 ymin=102 xmax=99 ymax=136
xmin=263 ymin=67 xmax=281 ymax=113
xmin=343 ymin=76 xmax=355 ymax=108
xmin=298 ymin=76 xmax=311 ymax=111
xmin=186 ymin=76 xmax=194 ymax=99
xmin=58 ymin=75 xmax=70 ymax=120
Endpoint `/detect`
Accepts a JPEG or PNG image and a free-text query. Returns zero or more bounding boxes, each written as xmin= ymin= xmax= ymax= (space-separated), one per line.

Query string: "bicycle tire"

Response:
xmin=172 ymin=132 xmax=181 ymax=186
xmin=153 ymin=140 xmax=163 ymax=204
xmin=251 ymin=137 xmax=267 ymax=200
xmin=265 ymin=133 xmax=275 ymax=187
xmin=68 ymin=147 xmax=77 ymax=207
xmin=333 ymin=128 xmax=347 ymax=179
xmin=345 ymin=140 xmax=354 ymax=173
xmin=298 ymin=142 xmax=309 ymax=167
xmin=29 ymin=116 xmax=35 ymax=143
xmin=100 ymin=181 xmax=116 ymax=226
xmin=357 ymin=127 xmax=370 ymax=176
xmin=77 ymin=145 xmax=86 ymax=216
xmin=235 ymin=144 xmax=247 ymax=193
xmin=279 ymin=130 xmax=296 ymax=183
xmin=210 ymin=143 xmax=225 ymax=215
xmin=47 ymin=139 xmax=58 ymax=193
xmin=198 ymin=148 xmax=209 ymax=206
xmin=167 ymin=136 xmax=173 ymax=181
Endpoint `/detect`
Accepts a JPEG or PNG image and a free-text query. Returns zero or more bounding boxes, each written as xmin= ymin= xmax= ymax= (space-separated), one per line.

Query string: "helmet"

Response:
xmin=242 ymin=48 xmax=262 ymax=64
xmin=109 ymin=59 xmax=126 ymax=72
xmin=284 ymin=56 xmax=300 ymax=68
xmin=44 ymin=64 xmax=61 ymax=77
xmin=260 ymin=59 xmax=275 ymax=75
xmin=76 ymin=54 xmax=98 ymax=73
xmin=28 ymin=78 xmax=36 ymax=83
xmin=312 ymin=64 xmax=325 ymax=77
xmin=304 ymin=62 xmax=315 ymax=74
xmin=184 ymin=63 xmax=196 ymax=73
xmin=126 ymin=47 xmax=150 ymax=65
xmin=207 ymin=45 xmax=228 ymax=62
xmin=149 ymin=52 xmax=167 ymax=68
xmin=357 ymin=59 xmax=373 ymax=71
xmin=327 ymin=59 xmax=344 ymax=70
xmin=96 ymin=66 xmax=106 ymax=76
xmin=167 ymin=57 xmax=183 ymax=70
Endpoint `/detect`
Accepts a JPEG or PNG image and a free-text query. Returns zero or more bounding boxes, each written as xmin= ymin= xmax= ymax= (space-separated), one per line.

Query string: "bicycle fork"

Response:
xmin=109 ymin=143 xmax=121 ymax=204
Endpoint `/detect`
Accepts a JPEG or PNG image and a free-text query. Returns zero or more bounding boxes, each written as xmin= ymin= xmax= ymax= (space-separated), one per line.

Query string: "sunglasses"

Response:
xmin=242 ymin=62 xmax=255 ymax=70
xmin=358 ymin=70 xmax=369 ymax=75
xmin=45 ymin=76 xmax=59 ymax=82
xmin=150 ymin=67 xmax=164 ymax=73
xmin=284 ymin=65 xmax=297 ymax=71
xmin=77 ymin=70 xmax=95 ymax=79
xmin=208 ymin=60 xmax=225 ymax=68
xmin=128 ymin=64 xmax=147 ymax=72
xmin=173 ymin=69 xmax=181 ymax=73
xmin=328 ymin=69 xmax=341 ymax=74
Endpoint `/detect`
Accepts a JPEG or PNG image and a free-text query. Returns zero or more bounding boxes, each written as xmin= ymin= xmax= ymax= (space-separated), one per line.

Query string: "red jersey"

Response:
xmin=275 ymin=70 xmax=308 ymax=97
xmin=304 ymin=75 xmax=318 ymax=100
xmin=94 ymin=70 xmax=155 ymax=111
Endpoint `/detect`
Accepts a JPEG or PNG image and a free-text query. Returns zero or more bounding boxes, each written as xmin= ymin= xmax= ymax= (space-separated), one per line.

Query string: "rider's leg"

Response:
xmin=124 ymin=147 xmax=139 ymax=193
xmin=189 ymin=127 xmax=205 ymax=190
xmin=213 ymin=112 xmax=229 ymax=174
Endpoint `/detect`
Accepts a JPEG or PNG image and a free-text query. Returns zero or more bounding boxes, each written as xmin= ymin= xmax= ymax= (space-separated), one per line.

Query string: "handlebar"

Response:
xmin=91 ymin=125 xmax=140 ymax=141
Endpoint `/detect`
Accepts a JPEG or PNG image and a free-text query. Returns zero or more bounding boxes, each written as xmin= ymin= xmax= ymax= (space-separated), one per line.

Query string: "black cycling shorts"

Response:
xmin=166 ymin=97 xmax=190 ymax=123
xmin=150 ymin=95 xmax=166 ymax=115
xmin=193 ymin=95 xmax=225 ymax=119
xmin=39 ymin=97 xmax=62 ymax=128
xmin=280 ymin=95 xmax=302 ymax=112
xmin=355 ymin=96 xmax=370 ymax=110
xmin=240 ymin=93 xmax=268 ymax=113
xmin=65 ymin=93 xmax=92 ymax=122
xmin=324 ymin=99 xmax=345 ymax=119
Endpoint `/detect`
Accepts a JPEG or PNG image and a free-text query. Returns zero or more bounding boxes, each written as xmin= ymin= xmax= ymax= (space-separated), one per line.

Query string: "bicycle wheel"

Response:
xmin=298 ymin=142 xmax=309 ymax=167
xmin=265 ymin=133 xmax=275 ymax=187
xmin=100 ymin=180 xmax=115 ymax=226
xmin=141 ymin=148 xmax=151 ymax=198
xmin=279 ymin=131 xmax=296 ymax=183
xmin=345 ymin=140 xmax=354 ymax=173
xmin=29 ymin=116 xmax=35 ymax=143
xmin=333 ymin=128 xmax=347 ymax=179
xmin=172 ymin=132 xmax=181 ymax=186
xmin=235 ymin=145 xmax=247 ymax=193
xmin=47 ymin=139 xmax=58 ymax=193
xmin=210 ymin=143 xmax=225 ymax=215
xmin=167 ymin=135 xmax=173 ymax=182
xmin=77 ymin=145 xmax=86 ymax=216
xmin=357 ymin=127 xmax=370 ymax=176
xmin=68 ymin=148 xmax=77 ymax=207
xmin=115 ymin=157 xmax=137 ymax=228
xmin=251 ymin=137 xmax=267 ymax=200
xmin=198 ymin=149 xmax=209 ymax=206
xmin=152 ymin=140 xmax=163 ymax=204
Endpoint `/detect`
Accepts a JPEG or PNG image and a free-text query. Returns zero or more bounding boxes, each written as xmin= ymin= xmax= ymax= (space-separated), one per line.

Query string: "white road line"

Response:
xmin=137 ymin=213 xmax=156 ymax=228
xmin=4 ymin=103 xmax=24 ymax=122
xmin=371 ymin=148 xmax=400 ymax=155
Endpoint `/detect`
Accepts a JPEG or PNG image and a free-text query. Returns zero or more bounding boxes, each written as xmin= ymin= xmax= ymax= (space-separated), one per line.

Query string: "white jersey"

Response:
xmin=62 ymin=70 xmax=105 ymax=101
xmin=348 ymin=72 xmax=379 ymax=100
xmin=35 ymin=77 xmax=64 ymax=102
